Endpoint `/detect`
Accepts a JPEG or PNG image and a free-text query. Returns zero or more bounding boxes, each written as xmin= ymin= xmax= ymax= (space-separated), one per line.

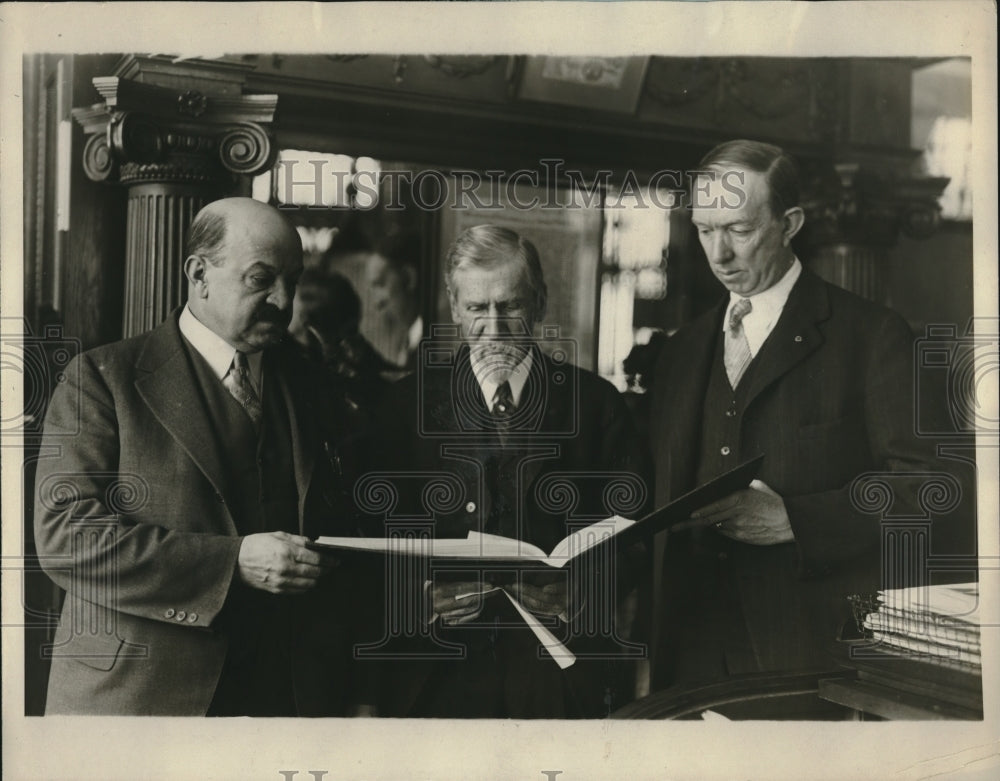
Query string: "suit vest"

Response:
xmin=182 ymin=340 xmax=301 ymax=715
xmin=184 ymin=343 xmax=299 ymax=535
xmin=695 ymin=327 xmax=760 ymax=486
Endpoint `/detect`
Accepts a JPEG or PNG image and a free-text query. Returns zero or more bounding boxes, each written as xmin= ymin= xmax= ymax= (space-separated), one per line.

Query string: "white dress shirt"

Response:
xmin=723 ymin=258 xmax=802 ymax=358
xmin=470 ymin=348 xmax=534 ymax=411
xmin=178 ymin=305 xmax=263 ymax=395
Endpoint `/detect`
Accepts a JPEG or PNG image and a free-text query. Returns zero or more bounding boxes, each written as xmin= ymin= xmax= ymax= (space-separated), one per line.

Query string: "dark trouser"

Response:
xmin=207 ymin=593 xmax=298 ymax=717
xmin=408 ymin=619 xmax=578 ymax=718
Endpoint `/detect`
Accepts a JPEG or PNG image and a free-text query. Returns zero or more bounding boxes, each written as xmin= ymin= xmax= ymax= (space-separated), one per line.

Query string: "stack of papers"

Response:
xmin=863 ymin=583 xmax=981 ymax=671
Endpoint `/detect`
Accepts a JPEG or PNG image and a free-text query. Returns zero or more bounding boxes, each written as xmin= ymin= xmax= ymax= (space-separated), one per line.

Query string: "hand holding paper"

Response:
xmin=433 ymin=578 xmax=578 ymax=668
xmin=681 ymin=479 xmax=794 ymax=545
xmin=508 ymin=578 xmax=568 ymax=618
xmin=432 ymin=580 xmax=495 ymax=625
xmin=508 ymin=570 xmax=586 ymax=623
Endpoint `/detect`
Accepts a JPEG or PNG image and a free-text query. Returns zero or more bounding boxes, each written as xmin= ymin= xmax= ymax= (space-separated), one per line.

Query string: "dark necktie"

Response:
xmin=491 ymin=380 xmax=515 ymax=445
xmin=223 ymin=350 xmax=263 ymax=426
xmin=492 ymin=380 xmax=515 ymax=418
xmin=724 ymin=298 xmax=753 ymax=388
xmin=487 ymin=380 xmax=515 ymax=534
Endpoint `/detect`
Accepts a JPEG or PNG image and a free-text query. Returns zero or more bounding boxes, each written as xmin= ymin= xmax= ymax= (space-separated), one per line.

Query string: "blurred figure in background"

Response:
xmin=289 ymin=266 xmax=393 ymax=417
xmin=364 ymin=231 xmax=424 ymax=371
xmin=622 ymin=329 xmax=668 ymax=395
xmin=621 ymin=328 xmax=668 ymax=437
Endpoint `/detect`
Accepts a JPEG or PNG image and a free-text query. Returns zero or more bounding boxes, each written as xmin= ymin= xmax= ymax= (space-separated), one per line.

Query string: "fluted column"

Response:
xmin=799 ymin=161 xmax=949 ymax=304
xmin=808 ymin=244 xmax=887 ymax=303
xmin=122 ymin=186 xmax=207 ymax=335
xmin=72 ymin=57 xmax=278 ymax=336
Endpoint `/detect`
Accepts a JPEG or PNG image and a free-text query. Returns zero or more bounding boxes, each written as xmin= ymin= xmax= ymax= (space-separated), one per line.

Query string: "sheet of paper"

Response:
xmin=879 ymin=582 xmax=980 ymax=623
xmin=548 ymin=514 xmax=637 ymax=562
xmin=503 ymin=591 xmax=576 ymax=670
xmin=464 ymin=531 xmax=548 ymax=560
xmin=453 ymin=586 xmax=503 ymax=602
xmin=439 ymin=586 xmax=577 ymax=668
xmin=312 ymin=532 xmax=550 ymax=561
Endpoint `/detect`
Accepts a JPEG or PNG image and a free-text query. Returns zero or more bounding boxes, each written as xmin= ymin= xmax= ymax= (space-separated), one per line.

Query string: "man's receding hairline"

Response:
xmin=191 ymin=201 xmax=301 ymax=269
xmin=200 ymin=197 xmax=291 ymax=226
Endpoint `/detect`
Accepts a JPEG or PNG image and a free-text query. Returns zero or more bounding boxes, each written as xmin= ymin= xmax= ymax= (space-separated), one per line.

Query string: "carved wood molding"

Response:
xmin=422 ymin=55 xmax=505 ymax=79
xmin=643 ymin=58 xmax=719 ymax=107
xmin=72 ymin=73 xmax=279 ymax=185
xmin=91 ymin=76 xmax=277 ymax=125
xmin=800 ymin=161 xmax=950 ymax=249
xmin=644 ymin=58 xmax=839 ymax=141
xmin=74 ymin=108 xmax=276 ymax=184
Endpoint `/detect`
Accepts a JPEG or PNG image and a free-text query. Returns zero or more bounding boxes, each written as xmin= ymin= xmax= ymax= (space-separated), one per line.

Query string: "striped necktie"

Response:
xmin=724 ymin=298 xmax=753 ymax=388
xmin=223 ymin=350 xmax=263 ymax=426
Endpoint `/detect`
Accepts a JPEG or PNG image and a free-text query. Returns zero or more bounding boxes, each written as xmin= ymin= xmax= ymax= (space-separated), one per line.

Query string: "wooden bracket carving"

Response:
xmin=72 ymin=73 xmax=279 ymax=186
xmin=800 ymin=161 xmax=950 ymax=249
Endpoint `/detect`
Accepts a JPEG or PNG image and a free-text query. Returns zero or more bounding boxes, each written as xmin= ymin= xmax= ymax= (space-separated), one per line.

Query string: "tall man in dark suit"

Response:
xmin=34 ymin=198 xmax=365 ymax=715
xmin=649 ymin=140 xmax=939 ymax=688
xmin=366 ymin=225 xmax=649 ymax=717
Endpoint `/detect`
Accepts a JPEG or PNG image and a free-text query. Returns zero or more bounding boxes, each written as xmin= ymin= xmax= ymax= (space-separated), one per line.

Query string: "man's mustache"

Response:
xmin=473 ymin=341 xmax=529 ymax=354
xmin=254 ymin=305 xmax=291 ymax=325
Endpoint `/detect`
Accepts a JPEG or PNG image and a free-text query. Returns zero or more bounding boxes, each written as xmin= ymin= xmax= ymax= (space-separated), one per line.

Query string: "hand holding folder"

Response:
xmin=672 ymin=474 xmax=793 ymax=546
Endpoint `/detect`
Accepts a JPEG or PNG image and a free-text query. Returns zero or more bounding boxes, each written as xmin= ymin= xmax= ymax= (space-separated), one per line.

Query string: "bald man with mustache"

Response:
xmin=35 ymin=198 xmax=369 ymax=716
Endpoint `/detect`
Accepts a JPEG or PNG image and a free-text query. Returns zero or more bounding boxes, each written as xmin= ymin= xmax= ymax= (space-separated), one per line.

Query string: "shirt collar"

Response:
xmin=724 ymin=257 xmax=802 ymax=333
xmin=178 ymin=305 xmax=263 ymax=391
xmin=470 ymin=347 xmax=534 ymax=412
xmin=407 ymin=315 xmax=424 ymax=352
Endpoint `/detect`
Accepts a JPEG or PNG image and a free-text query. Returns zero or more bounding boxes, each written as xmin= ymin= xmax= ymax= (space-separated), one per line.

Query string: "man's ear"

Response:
xmin=781 ymin=207 xmax=805 ymax=245
xmin=534 ymin=292 xmax=548 ymax=325
xmin=448 ymin=289 xmax=461 ymax=325
xmin=184 ymin=255 xmax=209 ymax=298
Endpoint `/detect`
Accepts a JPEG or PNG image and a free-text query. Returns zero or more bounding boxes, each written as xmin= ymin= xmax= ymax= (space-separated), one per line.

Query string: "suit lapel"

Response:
xmin=423 ymin=351 xmax=489 ymax=499
xmin=515 ymin=352 xmax=563 ymax=490
xmin=269 ymin=350 xmax=316 ymax=530
xmin=741 ymin=270 xmax=830 ymax=410
xmin=134 ymin=316 xmax=231 ymax=519
xmin=662 ymin=302 xmax=724 ymax=492
xmin=434 ymin=354 xmax=480 ymax=435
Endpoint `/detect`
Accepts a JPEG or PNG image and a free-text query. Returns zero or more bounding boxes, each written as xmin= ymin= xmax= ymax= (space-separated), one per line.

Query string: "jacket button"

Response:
xmin=465 ymin=501 xmax=476 ymax=513
xmin=720 ymin=446 xmax=731 ymax=456
xmin=725 ymin=409 xmax=736 ymax=418
xmin=187 ymin=613 xmax=198 ymax=623
xmin=175 ymin=610 xmax=187 ymax=622
xmin=794 ymin=335 xmax=803 ymax=343
xmin=164 ymin=608 xmax=176 ymax=619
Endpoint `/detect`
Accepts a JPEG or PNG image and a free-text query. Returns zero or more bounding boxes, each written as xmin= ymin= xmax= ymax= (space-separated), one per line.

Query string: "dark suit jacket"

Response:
xmin=34 ymin=312 xmax=368 ymax=715
xmin=362 ymin=345 xmax=651 ymax=717
xmin=648 ymin=269 xmax=940 ymax=685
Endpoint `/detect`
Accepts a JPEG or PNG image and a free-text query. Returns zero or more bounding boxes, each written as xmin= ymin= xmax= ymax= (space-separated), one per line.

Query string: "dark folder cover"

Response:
xmin=612 ymin=453 xmax=765 ymax=548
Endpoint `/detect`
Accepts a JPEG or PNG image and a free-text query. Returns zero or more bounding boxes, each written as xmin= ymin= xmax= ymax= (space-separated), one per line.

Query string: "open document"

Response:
xmin=313 ymin=515 xmax=636 ymax=568
xmin=311 ymin=454 xmax=765 ymax=566
xmin=309 ymin=456 xmax=763 ymax=666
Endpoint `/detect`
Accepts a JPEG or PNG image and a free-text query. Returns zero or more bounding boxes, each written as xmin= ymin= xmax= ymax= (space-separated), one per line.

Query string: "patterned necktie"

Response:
xmin=492 ymin=381 xmax=515 ymax=443
xmin=492 ymin=380 xmax=514 ymax=416
xmin=488 ymin=380 xmax=516 ymax=531
xmin=223 ymin=350 xmax=263 ymax=426
xmin=724 ymin=298 xmax=753 ymax=388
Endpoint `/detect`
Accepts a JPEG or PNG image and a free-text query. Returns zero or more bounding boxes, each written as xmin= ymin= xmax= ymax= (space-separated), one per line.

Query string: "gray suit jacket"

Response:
xmin=35 ymin=312 xmax=364 ymax=715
